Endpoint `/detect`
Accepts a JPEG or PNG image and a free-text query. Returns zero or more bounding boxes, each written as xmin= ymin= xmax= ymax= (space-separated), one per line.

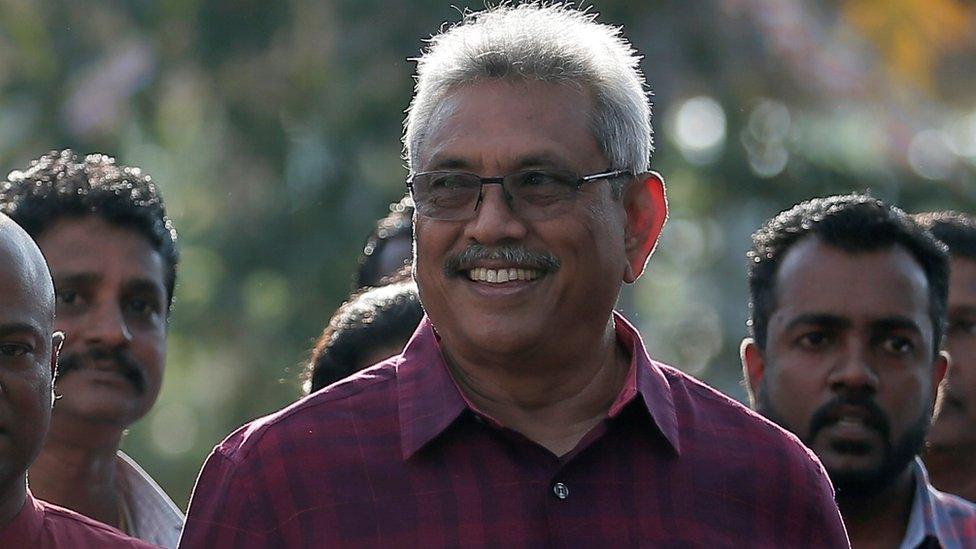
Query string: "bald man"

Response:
xmin=0 ymin=214 xmax=152 ymax=548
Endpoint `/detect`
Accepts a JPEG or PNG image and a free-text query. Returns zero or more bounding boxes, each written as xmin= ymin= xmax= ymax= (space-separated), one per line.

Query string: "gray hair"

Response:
xmin=404 ymin=3 xmax=653 ymax=175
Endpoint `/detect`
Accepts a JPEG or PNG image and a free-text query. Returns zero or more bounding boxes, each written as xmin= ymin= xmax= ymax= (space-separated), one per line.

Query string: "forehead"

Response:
xmin=949 ymin=258 xmax=976 ymax=307
xmin=36 ymin=216 xmax=166 ymax=289
xmin=0 ymin=240 xmax=51 ymax=330
xmin=772 ymin=238 xmax=931 ymax=324
xmin=418 ymin=79 xmax=605 ymax=173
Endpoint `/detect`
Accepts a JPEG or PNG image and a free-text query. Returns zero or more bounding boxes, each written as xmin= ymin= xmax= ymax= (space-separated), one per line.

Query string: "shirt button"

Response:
xmin=552 ymin=482 xmax=569 ymax=500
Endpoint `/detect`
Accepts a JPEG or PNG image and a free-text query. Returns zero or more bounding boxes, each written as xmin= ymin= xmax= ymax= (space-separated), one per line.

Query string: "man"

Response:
xmin=917 ymin=211 xmax=976 ymax=502
xmin=182 ymin=5 xmax=847 ymax=546
xmin=0 ymin=150 xmax=183 ymax=547
xmin=742 ymin=195 xmax=976 ymax=548
xmin=0 ymin=214 xmax=154 ymax=547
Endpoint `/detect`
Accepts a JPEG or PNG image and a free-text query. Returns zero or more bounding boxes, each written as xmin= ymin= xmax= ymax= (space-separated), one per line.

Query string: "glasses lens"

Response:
xmin=412 ymin=172 xmax=482 ymax=220
xmin=507 ymin=170 xmax=578 ymax=219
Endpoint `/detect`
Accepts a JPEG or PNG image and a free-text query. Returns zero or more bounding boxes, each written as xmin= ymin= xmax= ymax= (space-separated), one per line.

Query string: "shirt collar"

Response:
xmin=899 ymin=458 xmax=942 ymax=549
xmin=0 ymin=490 xmax=44 ymax=547
xmin=397 ymin=312 xmax=681 ymax=459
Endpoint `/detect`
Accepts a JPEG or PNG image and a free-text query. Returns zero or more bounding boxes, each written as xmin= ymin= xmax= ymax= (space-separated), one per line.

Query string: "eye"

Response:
xmin=796 ymin=331 xmax=831 ymax=350
xmin=949 ymin=319 xmax=976 ymax=337
xmin=0 ymin=343 xmax=31 ymax=358
xmin=428 ymin=173 xmax=477 ymax=190
xmin=880 ymin=335 xmax=915 ymax=355
xmin=517 ymin=170 xmax=572 ymax=188
xmin=127 ymin=297 xmax=160 ymax=317
xmin=58 ymin=290 xmax=79 ymax=305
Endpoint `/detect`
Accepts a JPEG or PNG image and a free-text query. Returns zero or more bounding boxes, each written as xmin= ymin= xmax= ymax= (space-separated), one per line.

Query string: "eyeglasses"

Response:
xmin=406 ymin=168 xmax=631 ymax=221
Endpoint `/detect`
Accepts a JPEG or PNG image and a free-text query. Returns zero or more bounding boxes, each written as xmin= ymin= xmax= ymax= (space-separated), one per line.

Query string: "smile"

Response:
xmin=467 ymin=267 xmax=542 ymax=283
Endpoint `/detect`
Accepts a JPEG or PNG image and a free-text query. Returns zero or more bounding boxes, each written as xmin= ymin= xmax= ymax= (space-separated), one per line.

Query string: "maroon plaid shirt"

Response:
xmin=180 ymin=314 xmax=848 ymax=547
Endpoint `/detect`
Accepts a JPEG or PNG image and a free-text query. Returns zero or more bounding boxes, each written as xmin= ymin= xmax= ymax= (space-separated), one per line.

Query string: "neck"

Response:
xmin=26 ymin=413 xmax=124 ymax=529
xmin=837 ymin=467 xmax=916 ymax=549
xmin=924 ymin=445 xmax=976 ymax=502
xmin=0 ymin=475 xmax=27 ymax=529
xmin=444 ymin=316 xmax=629 ymax=457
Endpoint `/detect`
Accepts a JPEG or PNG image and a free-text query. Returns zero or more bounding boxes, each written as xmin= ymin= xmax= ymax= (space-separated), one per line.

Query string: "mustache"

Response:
xmin=443 ymin=244 xmax=560 ymax=277
xmin=58 ymin=348 xmax=146 ymax=395
xmin=808 ymin=393 xmax=891 ymax=442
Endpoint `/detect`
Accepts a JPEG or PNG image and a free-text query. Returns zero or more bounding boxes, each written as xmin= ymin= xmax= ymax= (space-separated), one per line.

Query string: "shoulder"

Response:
xmin=38 ymin=499 xmax=157 ymax=548
xmin=213 ymin=358 xmax=400 ymax=465
xmin=656 ymin=361 xmax=829 ymax=479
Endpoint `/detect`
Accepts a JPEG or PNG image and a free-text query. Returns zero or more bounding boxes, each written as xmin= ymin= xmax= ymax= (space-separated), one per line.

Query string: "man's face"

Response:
xmin=413 ymin=79 xmax=641 ymax=357
xmin=928 ymin=257 xmax=976 ymax=450
xmin=744 ymin=238 xmax=945 ymax=498
xmin=37 ymin=216 xmax=167 ymax=429
xmin=0 ymin=239 xmax=57 ymax=487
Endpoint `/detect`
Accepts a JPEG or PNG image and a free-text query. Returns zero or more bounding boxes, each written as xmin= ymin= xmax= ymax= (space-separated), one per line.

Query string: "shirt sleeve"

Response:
xmin=795 ymin=452 xmax=851 ymax=548
xmin=178 ymin=448 xmax=272 ymax=548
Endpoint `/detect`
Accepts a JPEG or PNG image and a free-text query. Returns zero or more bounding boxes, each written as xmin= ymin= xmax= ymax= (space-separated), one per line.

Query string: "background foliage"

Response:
xmin=1 ymin=0 xmax=974 ymax=508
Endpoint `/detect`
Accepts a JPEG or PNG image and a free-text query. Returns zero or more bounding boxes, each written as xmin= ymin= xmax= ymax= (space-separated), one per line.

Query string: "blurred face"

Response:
xmin=745 ymin=238 xmax=945 ymax=498
xmin=37 ymin=216 xmax=167 ymax=430
xmin=412 ymin=79 xmax=637 ymax=358
xmin=0 ymin=241 xmax=57 ymax=488
xmin=928 ymin=258 xmax=976 ymax=450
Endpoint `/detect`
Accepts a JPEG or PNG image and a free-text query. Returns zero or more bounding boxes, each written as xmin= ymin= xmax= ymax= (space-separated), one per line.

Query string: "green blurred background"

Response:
xmin=1 ymin=0 xmax=974 ymax=509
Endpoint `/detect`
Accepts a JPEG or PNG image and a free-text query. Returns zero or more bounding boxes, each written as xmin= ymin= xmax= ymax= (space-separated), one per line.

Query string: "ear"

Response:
xmin=622 ymin=171 xmax=668 ymax=283
xmin=933 ymin=349 xmax=949 ymax=395
xmin=740 ymin=338 xmax=765 ymax=408
xmin=50 ymin=331 xmax=64 ymax=380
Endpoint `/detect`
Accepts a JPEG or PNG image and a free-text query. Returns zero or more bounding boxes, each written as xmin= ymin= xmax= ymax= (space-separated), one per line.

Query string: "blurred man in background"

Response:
xmin=917 ymin=211 xmax=976 ymax=503
xmin=0 ymin=150 xmax=183 ymax=548
xmin=304 ymin=274 xmax=422 ymax=394
xmin=182 ymin=5 xmax=846 ymax=546
xmin=0 ymin=214 xmax=154 ymax=548
xmin=742 ymin=195 xmax=976 ymax=548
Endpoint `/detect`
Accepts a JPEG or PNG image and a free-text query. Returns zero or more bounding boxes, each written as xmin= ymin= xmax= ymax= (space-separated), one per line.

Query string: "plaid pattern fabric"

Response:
xmin=116 ymin=451 xmax=184 ymax=548
xmin=901 ymin=459 xmax=976 ymax=549
xmin=180 ymin=313 xmax=849 ymax=548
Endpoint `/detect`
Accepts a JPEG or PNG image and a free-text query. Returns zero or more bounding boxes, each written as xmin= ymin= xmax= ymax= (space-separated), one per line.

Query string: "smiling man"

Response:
xmin=0 ymin=150 xmax=183 ymax=547
xmin=917 ymin=211 xmax=976 ymax=503
xmin=0 ymin=214 xmax=153 ymax=547
xmin=182 ymin=5 xmax=846 ymax=547
xmin=742 ymin=195 xmax=976 ymax=548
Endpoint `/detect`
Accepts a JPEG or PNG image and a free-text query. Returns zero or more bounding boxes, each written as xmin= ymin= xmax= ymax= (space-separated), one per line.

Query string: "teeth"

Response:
xmin=836 ymin=417 xmax=864 ymax=427
xmin=466 ymin=267 xmax=542 ymax=283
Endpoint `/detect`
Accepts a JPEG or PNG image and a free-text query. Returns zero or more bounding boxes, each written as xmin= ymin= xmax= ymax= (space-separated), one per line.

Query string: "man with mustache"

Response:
xmin=0 ymin=214 xmax=153 ymax=547
xmin=0 ymin=150 xmax=183 ymax=547
xmin=182 ymin=4 xmax=846 ymax=546
xmin=742 ymin=195 xmax=976 ymax=548
xmin=917 ymin=211 xmax=976 ymax=503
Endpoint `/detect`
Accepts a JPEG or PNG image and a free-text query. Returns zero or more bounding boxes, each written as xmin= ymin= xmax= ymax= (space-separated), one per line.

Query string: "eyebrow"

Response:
xmin=125 ymin=279 xmax=165 ymax=298
xmin=783 ymin=313 xmax=850 ymax=332
xmin=869 ymin=317 xmax=923 ymax=334
xmin=54 ymin=272 xmax=103 ymax=288
xmin=426 ymin=153 xmax=573 ymax=172
xmin=948 ymin=305 xmax=976 ymax=317
xmin=0 ymin=321 xmax=44 ymax=341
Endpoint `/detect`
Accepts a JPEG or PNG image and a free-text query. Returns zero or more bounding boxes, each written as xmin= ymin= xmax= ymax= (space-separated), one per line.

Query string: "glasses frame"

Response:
xmin=405 ymin=168 xmax=632 ymax=221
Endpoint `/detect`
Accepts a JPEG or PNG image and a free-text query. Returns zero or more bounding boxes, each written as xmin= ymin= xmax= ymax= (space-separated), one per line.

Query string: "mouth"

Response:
xmin=466 ymin=266 xmax=543 ymax=283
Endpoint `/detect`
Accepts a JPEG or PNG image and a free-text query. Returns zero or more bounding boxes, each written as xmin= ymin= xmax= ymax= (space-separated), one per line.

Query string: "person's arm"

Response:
xmin=178 ymin=446 xmax=273 ymax=548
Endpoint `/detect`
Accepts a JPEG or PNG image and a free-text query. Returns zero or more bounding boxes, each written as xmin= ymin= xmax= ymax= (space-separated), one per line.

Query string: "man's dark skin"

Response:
xmin=0 ymin=214 xmax=62 ymax=528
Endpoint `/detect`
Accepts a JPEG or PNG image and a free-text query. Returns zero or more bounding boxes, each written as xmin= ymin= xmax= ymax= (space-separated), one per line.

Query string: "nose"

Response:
xmin=83 ymin=302 xmax=133 ymax=349
xmin=827 ymin=343 xmax=878 ymax=394
xmin=462 ymin=184 xmax=528 ymax=245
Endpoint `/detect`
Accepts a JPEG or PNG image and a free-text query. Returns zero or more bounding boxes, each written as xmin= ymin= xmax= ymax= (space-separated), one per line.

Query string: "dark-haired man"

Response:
xmin=0 ymin=214 xmax=154 ymax=548
xmin=0 ymin=150 xmax=182 ymax=547
xmin=184 ymin=5 xmax=847 ymax=547
xmin=742 ymin=195 xmax=976 ymax=548
xmin=917 ymin=211 xmax=976 ymax=503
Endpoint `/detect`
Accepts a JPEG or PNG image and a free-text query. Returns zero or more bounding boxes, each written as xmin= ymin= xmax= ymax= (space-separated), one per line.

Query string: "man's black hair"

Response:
xmin=0 ymin=149 xmax=179 ymax=309
xmin=306 ymin=274 xmax=423 ymax=393
xmin=914 ymin=211 xmax=976 ymax=260
xmin=355 ymin=196 xmax=413 ymax=289
xmin=747 ymin=194 xmax=949 ymax=353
